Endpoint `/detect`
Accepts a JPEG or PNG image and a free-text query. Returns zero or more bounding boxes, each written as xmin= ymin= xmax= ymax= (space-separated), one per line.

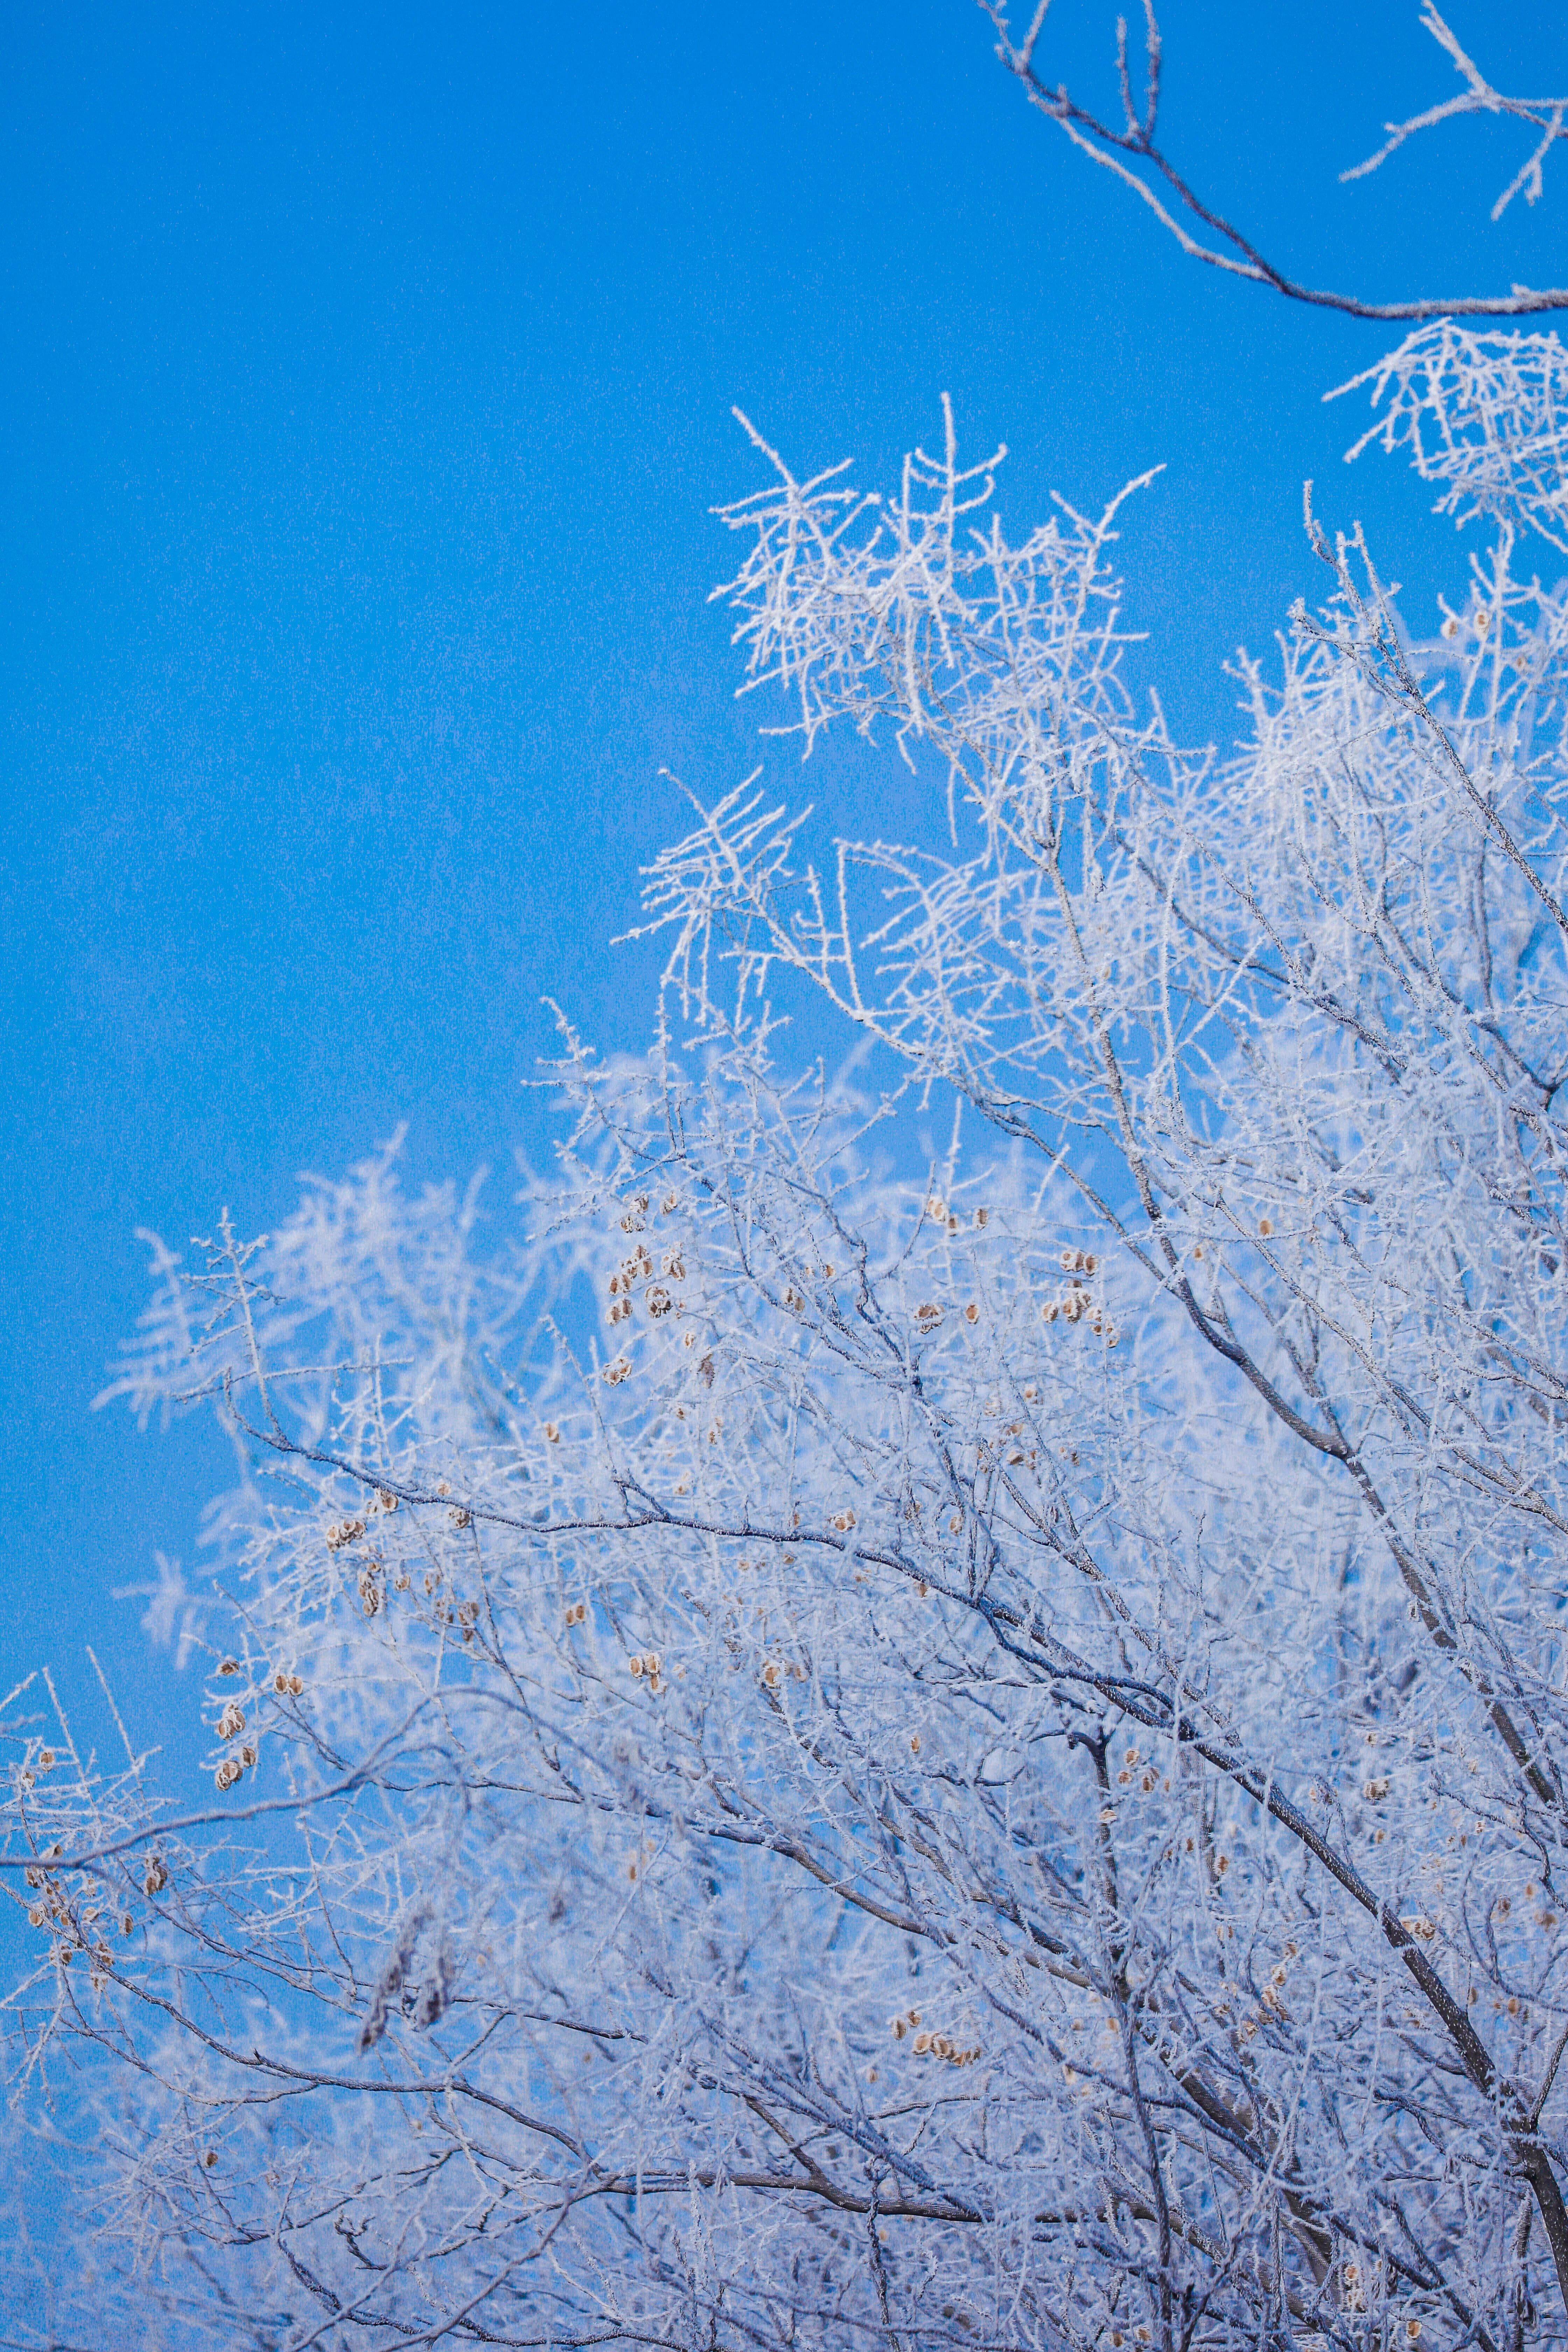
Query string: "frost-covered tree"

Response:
xmin=10 ymin=323 xmax=1568 ymax=2351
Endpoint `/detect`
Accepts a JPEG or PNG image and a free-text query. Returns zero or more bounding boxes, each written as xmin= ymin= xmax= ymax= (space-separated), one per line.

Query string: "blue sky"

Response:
xmin=3 ymin=0 xmax=1567 ymax=1813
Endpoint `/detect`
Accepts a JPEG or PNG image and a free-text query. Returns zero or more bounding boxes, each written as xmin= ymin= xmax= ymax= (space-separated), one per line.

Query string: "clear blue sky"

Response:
xmin=3 ymin=2 xmax=1566 ymax=1808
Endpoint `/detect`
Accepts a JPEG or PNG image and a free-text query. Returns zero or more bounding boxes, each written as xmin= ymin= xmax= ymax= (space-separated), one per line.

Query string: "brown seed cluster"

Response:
xmin=565 ymin=1601 xmax=588 ymax=1627
xmin=607 ymin=1206 xmax=691 ymax=1336
xmin=1225 ymin=1940 xmax=1303 ymax=2042
xmin=890 ymin=2009 xmax=979 ymax=2065
xmin=912 ymin=2032 xmax=981 ymax=2066
xmin=924 ymin=1196 xmax=961 ymax=1235
xmin=1040 ymin=1248 xmax=1117 ymax=1344
xmin=326 ymin=1518 xmax=366 ymax=1553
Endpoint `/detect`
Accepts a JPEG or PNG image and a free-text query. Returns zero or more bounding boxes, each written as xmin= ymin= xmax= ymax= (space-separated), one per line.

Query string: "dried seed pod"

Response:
xmin=359 ymin=1568 xmax=382 ymax=1616
xmin=326 ymin=1518 xmax=366 ymax=1552
xmin=629 ymin=1655 xmax=644 ymax=1677
xmin=412 ymin=1941 xmax=451 ymax=2029
xmin=144 ymin=1861 xmax=168 ymax=1897
xmin=36 ymin=1748 xmax=55 ymax=1770
xmin=646 ymin=1284 xmax=673 ymax=1317
xmin=376 ymin=1489 xmax=399 ymax=1513
xmin=603 ymin=1358 xmax=631 ymax=1386
xmin=217 ymin=1703 xmax=246 ymax=1742
xmin=287 ymin=1673 xmax=305 ymax=1697
xmin=963 ymin=1302 xmax=979 ymax=1324
xmin=217 ymin=1659 xmax=240 ymax=1678
xmin=915 ymin=1301 xmax=942 ymax=1328
xmin=449 ymin=1506 xmax=472 ymax=1531
xmin=544 ymin=1422 xmax=560 ymax=1443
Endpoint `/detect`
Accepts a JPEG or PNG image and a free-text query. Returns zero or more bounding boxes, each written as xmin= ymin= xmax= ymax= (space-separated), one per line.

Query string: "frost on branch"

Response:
xmin=9 ymin=333 xmax=1568 ymax=2348
xmin=1337 ymin=320 xmax=1568 ymax=552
